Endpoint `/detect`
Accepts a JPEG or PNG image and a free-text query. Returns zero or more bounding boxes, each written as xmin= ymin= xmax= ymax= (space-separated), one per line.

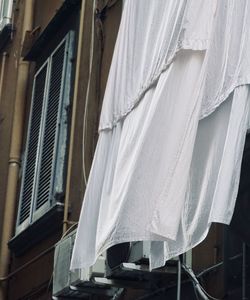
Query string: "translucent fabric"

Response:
xmin=200 ymin=0 xmax=250 ymax=118
xmin=150 ymin=85 xmax=250 ymax=269
xmin=71 ymin=0 xmax=250 ymax=270
xmin=99 ymin=0 xmax=216 ymax=130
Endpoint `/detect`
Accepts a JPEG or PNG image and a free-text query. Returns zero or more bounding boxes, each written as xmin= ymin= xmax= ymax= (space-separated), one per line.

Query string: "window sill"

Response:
xmin=8 ymin=203 xmax=64 ymax=256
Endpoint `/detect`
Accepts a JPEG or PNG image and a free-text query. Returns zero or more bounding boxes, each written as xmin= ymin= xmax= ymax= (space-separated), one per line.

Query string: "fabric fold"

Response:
xmin=99 ymin=0 xmax=216 ymax=131
xmin=71 ymin=0 xmax=250 ymax=271
xmin=150 ymin=85 xmax=250 ymax=269
xmin=199 ymin=0 xmax=250 ymax=119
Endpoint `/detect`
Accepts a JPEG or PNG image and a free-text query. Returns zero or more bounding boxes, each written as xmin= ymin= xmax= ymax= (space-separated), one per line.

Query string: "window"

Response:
xmin=0 ymin=0 xmax=13 ymax=31
xmin=16 ymin=31 xmax=74 ymax=234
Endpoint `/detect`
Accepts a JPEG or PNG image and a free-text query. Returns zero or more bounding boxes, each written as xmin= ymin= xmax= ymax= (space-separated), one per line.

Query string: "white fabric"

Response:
xmin=99 ymin=0 xmax=216 ymax=131
xmin=71 ymin=0 xmax=250 ymax=271
xmin=150 ymin=85 xmax=250 ymax=269
xmin=200 ymin=0 xmax=250 ymax=119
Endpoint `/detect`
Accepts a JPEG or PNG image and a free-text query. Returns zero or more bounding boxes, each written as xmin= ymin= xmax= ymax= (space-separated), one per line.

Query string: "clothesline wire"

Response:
xmin=135 ymin=252 xmax=242 ymax=300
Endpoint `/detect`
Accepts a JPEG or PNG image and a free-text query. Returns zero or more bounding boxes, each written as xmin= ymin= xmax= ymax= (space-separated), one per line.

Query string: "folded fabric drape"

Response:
xmin=150 ymin=85 xmax=250 ymax=269
xmin=71 ymin=0 xmax=250 ymax=271
xmin=99 ymin=0 xmax=216 ymax=131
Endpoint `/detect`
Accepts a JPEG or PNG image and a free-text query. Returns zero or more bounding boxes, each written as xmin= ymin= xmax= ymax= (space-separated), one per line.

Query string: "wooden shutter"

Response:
xmin=16 ymin=32 xmax=74 ymax=233
xmin=16 ymin=62 xmax=48 ymax=232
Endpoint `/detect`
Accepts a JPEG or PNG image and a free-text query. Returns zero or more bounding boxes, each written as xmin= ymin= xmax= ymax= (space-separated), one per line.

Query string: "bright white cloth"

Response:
xmin=99 ymin=0 xmax=216 ymax=130
xmin=71 ymin=0 xmax=250 ymax=271
xmin=200 ymin=0 xmax=250 ymax=119
xmin=150 ymin=85 xmax=250 ymax=269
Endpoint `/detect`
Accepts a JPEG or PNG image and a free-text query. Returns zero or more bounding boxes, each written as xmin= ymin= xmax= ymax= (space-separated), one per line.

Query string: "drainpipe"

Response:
xmin=0 ymin=52 xmax=8 ymax=105
xmin=63 ymin=0 xmax=87 ymax=233
xmin=0 ymin=1 xmax=34 ymax=299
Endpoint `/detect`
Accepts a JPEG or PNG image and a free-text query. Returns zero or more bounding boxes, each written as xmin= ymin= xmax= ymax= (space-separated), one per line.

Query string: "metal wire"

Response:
xmin=197 ymin=253 xmax=242 ymax=278
xmin=182 ymin=263 xmax=221 ymax=300
xmin=111 ymin=288 xmax=125 ymax=300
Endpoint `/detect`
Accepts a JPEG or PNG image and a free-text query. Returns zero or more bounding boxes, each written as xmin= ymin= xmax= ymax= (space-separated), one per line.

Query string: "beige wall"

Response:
xmin=0 ymin=0 xmax=25 ymax=247
xmin=0 ymin=0 xmax=122 ymax=299
xmin=34 ymin=0 xmax=64 ymax=33
xmin=67 ymin=0 xmax=122 ymax=223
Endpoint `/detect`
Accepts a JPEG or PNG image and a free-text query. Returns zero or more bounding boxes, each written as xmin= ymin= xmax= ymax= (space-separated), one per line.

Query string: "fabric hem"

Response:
xmin=99 ymin=45 xmax=207 ymax=132
xmin=200 ymin=78 xmax=250 ymax=120
xmin=71 ymin=222 xmax=217 ymax=271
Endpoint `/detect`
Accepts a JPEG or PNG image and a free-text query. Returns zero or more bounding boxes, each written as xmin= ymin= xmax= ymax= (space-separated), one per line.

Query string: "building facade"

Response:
xmin=0 ymin=1 xmax=248 ymax=299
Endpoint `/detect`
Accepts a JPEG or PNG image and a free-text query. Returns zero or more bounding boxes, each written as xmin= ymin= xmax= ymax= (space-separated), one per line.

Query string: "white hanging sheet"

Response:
xmin=71 ymin=0 xmax=250 ymax=271
xmin=200 ymin=0 xmax=250 ymax=118
xmin=99 ymin=0 xmax=216 ymax=130
xmin=150 ymin=85 xmax=250 ymax=269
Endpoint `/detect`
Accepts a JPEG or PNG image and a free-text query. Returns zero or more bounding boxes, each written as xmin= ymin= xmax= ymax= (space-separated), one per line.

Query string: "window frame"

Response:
xmin=16 ymin=31 xmax=75 ymax=235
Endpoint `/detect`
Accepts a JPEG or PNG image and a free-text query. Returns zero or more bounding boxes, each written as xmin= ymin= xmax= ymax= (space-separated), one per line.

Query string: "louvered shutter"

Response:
xmin=16 ymin=32 xmax=74 ymax=233
xmin=16 ymin=63 xmax=48 ymax=232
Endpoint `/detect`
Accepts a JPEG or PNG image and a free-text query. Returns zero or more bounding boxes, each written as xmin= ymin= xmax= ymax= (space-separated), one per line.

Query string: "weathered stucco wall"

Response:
xmin=0 ymin=0 xmax=25 ymax=251
xmin=67 ymin=0 xmax=122 ymax=223
xmin=1 ymin=0 xmax=122 ymax=299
